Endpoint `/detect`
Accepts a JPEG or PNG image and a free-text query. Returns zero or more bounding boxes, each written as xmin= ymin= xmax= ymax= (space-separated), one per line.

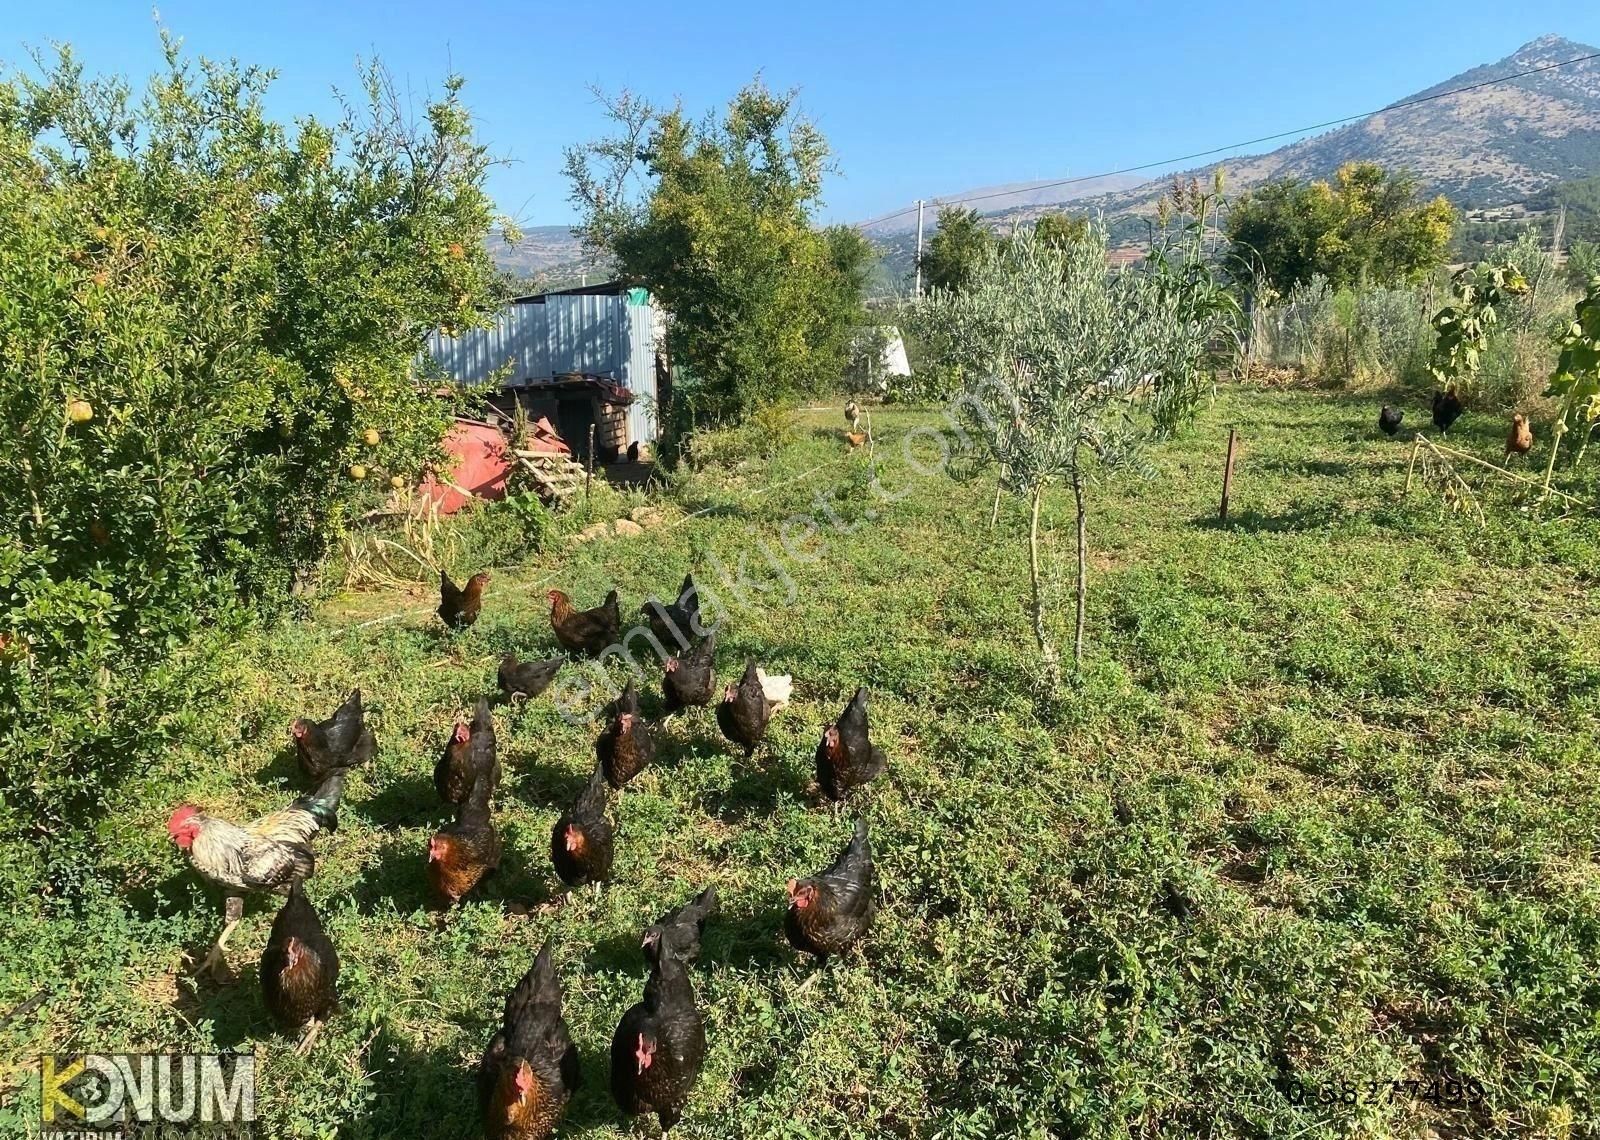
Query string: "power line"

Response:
xmin=858 ymin=50 xmax=1600 ymax=231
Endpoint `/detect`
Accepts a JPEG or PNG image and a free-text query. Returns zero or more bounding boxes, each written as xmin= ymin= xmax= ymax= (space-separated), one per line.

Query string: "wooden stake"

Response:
xmin=1219 ymin=427 xmax=1237 ymax=523
xmin=1404 ymin=437 xmax=1421 ymax=495
xmin=586 ymin=422 xmax=596 ymax=504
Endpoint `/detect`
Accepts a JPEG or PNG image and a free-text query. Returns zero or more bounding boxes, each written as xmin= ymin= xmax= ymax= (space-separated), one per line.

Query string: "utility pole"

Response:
xmin=914 ymin=198 xmax=925 ymax=301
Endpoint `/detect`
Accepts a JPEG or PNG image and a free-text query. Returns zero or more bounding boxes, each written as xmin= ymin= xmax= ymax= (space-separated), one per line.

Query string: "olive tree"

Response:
xmin=916 ymin=225 xmax=1234 ymax=680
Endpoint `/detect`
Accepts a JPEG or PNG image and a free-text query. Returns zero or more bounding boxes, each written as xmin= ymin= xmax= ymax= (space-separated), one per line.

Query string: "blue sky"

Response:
xmin=2 ymin=1 xmax=1597 ymax=225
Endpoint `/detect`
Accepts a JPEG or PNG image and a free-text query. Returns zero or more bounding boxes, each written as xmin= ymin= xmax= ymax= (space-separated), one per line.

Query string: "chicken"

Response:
xmin=435 ymin=699 xmax=499 ymax=806
xmin=478 ymin=941 xmax=582 ymax=1140
xmin=845 ymin=399 xmax=861 ymax=430
xmin=785 ymin=818 xmax=876 ymax=964
xmin=627 ymin=440 xmax=641 ymax=463
xmin=1506 ymin=413 xmax=1534 ymax=457
xmin=548 ymin=588 xmax=622 ymax=657
xmin=259 ymin=882 xmax=339 ymax=1054
xmin=1431 ymin=389 xmax=1464 ymax=434
xmin=426 ymin=767 xmax=501 ymax=907
xmin=291 ymin=688 xmax=375 ymax=784
xmin=845 ymin=431 xmax=867 ymax=448
xmin=816 ymin=687 xmax=888 ymax=800
xmin=610 ymin=921 xmax=706 ymax=1133
xmin=439 ymin=569 xmax=491 ymax=629
xmin=641 ymin=573 xmax=704 ymax=651
xmin=1378 ymin=405 xmax=1403 ymax=437
xmin=596 ymin=680 xmax=657 ymax=788
xmin=498 ymin=654 xmax=563 ymax=701
xmin=643 ymin=887 xmax=719 ymax=965
xmin=715 ymin=659 xmax=790 ymax=757
xmin=167 ymin=770 xmax=346 ymax=976
xmin=551 ymin=763 xmax=614 ymax=889
xmin=662 ymin=632 xmax=717 ymax=713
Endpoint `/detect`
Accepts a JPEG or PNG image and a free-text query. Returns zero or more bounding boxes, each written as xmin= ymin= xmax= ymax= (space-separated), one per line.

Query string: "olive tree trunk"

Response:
xmin=1027 ymin=482 xmax=1061 ymax=687
xmin=1071 ymin=464 xmax=1087 ymax=665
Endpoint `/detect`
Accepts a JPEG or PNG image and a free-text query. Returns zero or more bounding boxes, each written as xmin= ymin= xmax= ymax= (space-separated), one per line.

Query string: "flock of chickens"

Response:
xmin=1377 ymin=388 xmax=1534 ymax=458
xmin=164 ymin=571 xmax=887 ymax=1136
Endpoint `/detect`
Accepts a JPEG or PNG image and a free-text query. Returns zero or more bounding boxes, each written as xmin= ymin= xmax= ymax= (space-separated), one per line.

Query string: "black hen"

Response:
xmin=259 ymin=883 xmax=339 ymax=1044
xmin=498 ymin=654 xmax=563 ymax=701
xmin=435 ymin=699 xmax=498 ymax=805
xmin=477 ymin=941 xmax=582 ymax=1140
xmin=641 ymin=573 xmax=704 ymax=651
xmin=816 ymin=686 xmax=888 ymax=800
xmin=1432 ymin=389 xmax=1464 ymax=433
xmin=716 ymin=659 xmax=771 ymax=758
xmin=643 ymin=886 xmax=719 ymax=965
xmin=597 ymin=680 xmax=657 ymax=788
xmin=785 ymin=818 xmax=876 ymax=964
xmin=662 ymin=632 xmax=717 ymax=713
xmin=1378 ymin=405 xmax=1403 ymax=437
xmin=291 ymin=688 xmax=375 ymax=783
xmin=551 ymin=763 xmax=614 ymax=888
xmin=610 ymin=922 xmax=706 ymax=1133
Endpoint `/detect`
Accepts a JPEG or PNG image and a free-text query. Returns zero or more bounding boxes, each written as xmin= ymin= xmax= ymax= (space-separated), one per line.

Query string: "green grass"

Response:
xmin=7 ymin=384 xmax=1600 ymax=1138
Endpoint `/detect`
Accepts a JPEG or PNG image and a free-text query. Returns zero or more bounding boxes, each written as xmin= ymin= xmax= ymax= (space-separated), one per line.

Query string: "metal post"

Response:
xmin=1220 ymin=427 xmax=1237 ymax=523
xmin=914 ymin=199 xmax=925 ymax=300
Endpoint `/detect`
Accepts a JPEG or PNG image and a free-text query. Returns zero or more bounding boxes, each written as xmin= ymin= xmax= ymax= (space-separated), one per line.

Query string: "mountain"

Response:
xmin=1048 ymin=34 xmax=1600 ymax=227
xmin=490 ymin=36 xmax=1600 ymax=295
xmin=858 ymin=175 xmax=1148 ymax=235
xmin=489 ymin=225 xmax=597 ymax=289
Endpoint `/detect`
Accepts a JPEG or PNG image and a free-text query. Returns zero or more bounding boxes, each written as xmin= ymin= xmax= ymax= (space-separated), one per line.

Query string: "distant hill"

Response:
xmin=1036 ymin=34 xmax=1600 ymax=229
xmin=858 ymin=175 xmax=1148 ymax=236
xmin=495 ymin=35 xmax=1600 ymax=297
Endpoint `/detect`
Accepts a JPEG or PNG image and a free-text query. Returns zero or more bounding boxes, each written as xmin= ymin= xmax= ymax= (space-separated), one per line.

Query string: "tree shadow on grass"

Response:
xmin=691 ymin=753 xmax=803 ymax=826
xmin=1190 ymin=502 xmax=1342 ymax=534
xmin=360 ymin=773 xmax=444 ymax=832
xmin=351 ymin=834 xmax=432 ymax=916
xmin=507 ymin=752 xmax=588 ymax=809
xmin=337 ymin=1022 xmax=479 ymax=1140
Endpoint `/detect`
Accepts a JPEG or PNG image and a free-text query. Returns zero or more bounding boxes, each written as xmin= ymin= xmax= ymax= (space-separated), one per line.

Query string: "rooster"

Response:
xmin=291 ymin=688 xmax=374 ymax=784
xmin=610 ymin=921 xmax=707 ymax=1133
xmin=478 ymin=941 xmax=582 ymax=1140
xmin=435 ymin=699 xmax=499 ymax=806
xmin=644 ymin=887 xmax=719 ymax=965
xmin=597 ymin=680 xmax=657 ymax=789
xmin=1506 ymin=413 xmax=1534 ymax=458
xmin=662 ymin=632 xmax=717 ymax=713
xmin=845 ymin=399 xmax=861 ymax=430
xmin=259 ymin=882 xmax=339 ymax=1054
xmin=641 ymin=573 xmax=705 ymax=652
xmin=785 ymin=818 xmax=876 ymax=964
xmin=1378 ymin=405 xmax=1403 ymax=437
xmin=439 ymin=569 xmax=491 ymax=629
xmin=426 ymin=767 xmax=501 ymax=907
xmin=551 ymin=763 xmax=614 ymax=889
xmin=548 ymin=588 xmax=622 ymax=657
xmin=816 ymin=687 xmax=888 ymax=800
xmin=498 ymin=654 xmax=563 ymax=701
xmin=715 ymin=659 xmax=791 ymax=758
xmin=167 ymin=770 xmax=346 ymax=976
xmin=1431 ymin=389 xmax=1464 ymax=434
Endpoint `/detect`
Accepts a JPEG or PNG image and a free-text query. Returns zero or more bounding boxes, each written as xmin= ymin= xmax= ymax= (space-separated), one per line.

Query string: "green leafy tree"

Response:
xmin=1032 ymin=211 xmax=1091 ymax=250
xmin=919 ymin=205 xmax=995 ymax=294
xmin=0 ymin=41 xmax=499 ymax=901
xmin=564 ymin=81 xmax=865 ymax=435
xmin=915 ymin=225 xmax=1237 ymax=680
xmin=1428 ymin=261 xmax=1529 ymax=396
xmin=1545 ymin=277 xmax=1600 ymax=484
xmin=1227 ymin=162 xmax=1455 ymax=296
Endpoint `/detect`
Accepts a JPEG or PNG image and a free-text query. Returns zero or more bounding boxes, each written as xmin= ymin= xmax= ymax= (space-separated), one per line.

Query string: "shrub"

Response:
xmin=0 ymin=42 xmax=499 ymax=903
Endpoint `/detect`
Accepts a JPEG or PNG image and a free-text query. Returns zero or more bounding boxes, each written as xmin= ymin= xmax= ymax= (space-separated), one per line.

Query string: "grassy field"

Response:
xmin=7 ymin=382 xmax=1600 ymax=1138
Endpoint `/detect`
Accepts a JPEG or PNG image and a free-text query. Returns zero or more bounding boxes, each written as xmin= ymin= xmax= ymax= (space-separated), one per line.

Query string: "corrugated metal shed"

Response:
xmin=423 ymin=284 xmax=657 ymax=441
